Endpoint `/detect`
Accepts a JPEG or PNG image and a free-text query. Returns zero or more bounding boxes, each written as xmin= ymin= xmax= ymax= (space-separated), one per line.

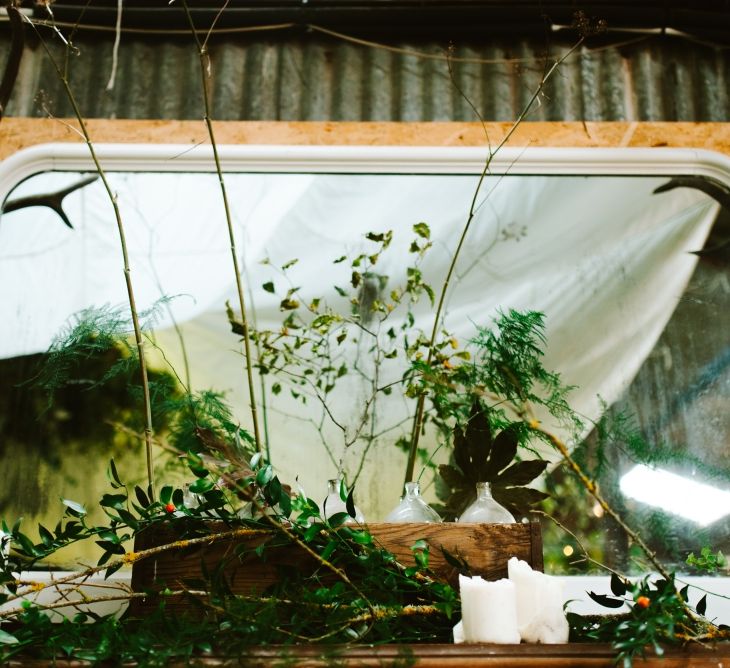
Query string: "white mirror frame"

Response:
xmin=1 ymin=142 xmax=729 ymax=623
xmin=2 ymin=144 xmax=730 ymax=202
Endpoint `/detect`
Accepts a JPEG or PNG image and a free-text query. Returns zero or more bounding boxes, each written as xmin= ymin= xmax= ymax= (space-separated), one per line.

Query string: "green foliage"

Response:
xmin=569 ymin=574 xmax=714 ymax=667
xmin=433 ymin=401 xmax=548 ymax=519
xmin=686 ymin=546 xmax=727 ymax=574
xmin=0 ymin=458 xmax=457 ymax=663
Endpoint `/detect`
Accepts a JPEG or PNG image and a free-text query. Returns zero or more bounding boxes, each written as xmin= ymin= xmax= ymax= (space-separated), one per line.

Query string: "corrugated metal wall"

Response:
xmin=1 ymin=29 xmax=728 ymax=121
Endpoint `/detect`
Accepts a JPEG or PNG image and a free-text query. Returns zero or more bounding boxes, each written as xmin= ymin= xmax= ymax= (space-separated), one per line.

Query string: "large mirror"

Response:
xmin=0 ymin=144 xmax=728 ymax=574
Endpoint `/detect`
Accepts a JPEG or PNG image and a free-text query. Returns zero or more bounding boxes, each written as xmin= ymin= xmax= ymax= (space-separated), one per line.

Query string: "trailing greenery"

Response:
xmin=0 ymin=457 xmax=456 ymax=664
xmin=569 ymin=573 xmax=728 ymax=668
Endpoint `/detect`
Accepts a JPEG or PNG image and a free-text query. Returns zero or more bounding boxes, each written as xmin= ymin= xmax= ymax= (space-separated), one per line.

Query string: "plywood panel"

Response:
xmin=1 ymin=120 xmax=730 ymax=160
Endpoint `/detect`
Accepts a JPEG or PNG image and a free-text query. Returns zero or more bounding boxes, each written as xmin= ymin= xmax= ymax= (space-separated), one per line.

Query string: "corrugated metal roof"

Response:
xmin=0 ymin=29 xmax=728 ymax=121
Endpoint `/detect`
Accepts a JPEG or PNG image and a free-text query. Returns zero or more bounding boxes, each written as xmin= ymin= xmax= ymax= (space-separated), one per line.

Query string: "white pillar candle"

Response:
xmin=508 ymin=557 xmax=569 ymax=644
xmin=458 ymin=574 xmax=521 ymax=644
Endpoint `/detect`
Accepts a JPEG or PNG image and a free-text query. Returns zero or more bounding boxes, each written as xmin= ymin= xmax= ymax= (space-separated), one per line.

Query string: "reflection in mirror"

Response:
xmin=0 ymin=167 xmax=727 ymax=572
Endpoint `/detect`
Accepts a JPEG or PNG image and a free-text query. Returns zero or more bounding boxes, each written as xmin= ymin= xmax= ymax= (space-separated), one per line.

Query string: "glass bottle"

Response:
xmin=323 ymin=478 xmax=365 ymax=524
xmin=457 ymin=482 xmax=515 ymax=523
xmin=385 ymin=481 xmax=442 ymax=523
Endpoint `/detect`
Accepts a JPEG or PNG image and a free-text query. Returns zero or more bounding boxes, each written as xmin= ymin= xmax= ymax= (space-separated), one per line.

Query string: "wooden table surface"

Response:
xmin=10 ymin=643 xmax=730 ymax=667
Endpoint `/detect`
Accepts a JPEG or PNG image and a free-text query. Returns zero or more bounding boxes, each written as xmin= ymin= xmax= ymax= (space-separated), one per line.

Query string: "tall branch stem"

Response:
xmin=28 ymin=19 xmax=156 ymax=495
xmin=181 ymin=0 xmax=263 ymax=454
xmin=403 ymin=38 xmax=584 ymax=485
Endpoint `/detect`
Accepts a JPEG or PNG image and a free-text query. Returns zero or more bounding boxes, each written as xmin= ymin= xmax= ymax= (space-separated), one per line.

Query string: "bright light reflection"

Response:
xmin=620 ymin=465 xmax=730 ymax=526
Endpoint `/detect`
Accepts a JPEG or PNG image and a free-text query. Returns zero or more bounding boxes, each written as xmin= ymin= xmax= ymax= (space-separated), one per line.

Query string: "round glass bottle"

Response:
xmin=323 ymin=478 xmax=365 ymax=524
xmin=457 ymin=482 xmax=515 ymax=523
xmin=385 ymin=481 xmax=442 ymax=523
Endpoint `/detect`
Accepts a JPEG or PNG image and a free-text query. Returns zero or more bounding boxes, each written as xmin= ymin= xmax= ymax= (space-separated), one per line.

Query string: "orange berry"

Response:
xmin=635 ymin=596 xmax=650 ymax=609
xmin=164 ymin=502 xmax=176 ymax=513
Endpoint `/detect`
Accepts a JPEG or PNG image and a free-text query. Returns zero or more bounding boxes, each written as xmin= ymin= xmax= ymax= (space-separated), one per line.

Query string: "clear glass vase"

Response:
xmin=457 ymin=482 xmax=515 ymax=523
xmin=385 ymin=481 xmax=442 ymax=523
xmin=323 ymin=478 xmax=365 ymax=524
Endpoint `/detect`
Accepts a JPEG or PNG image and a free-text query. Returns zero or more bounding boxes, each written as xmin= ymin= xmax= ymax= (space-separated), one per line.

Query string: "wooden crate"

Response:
xmin=129 ymin=521 xmax=542 ymax=616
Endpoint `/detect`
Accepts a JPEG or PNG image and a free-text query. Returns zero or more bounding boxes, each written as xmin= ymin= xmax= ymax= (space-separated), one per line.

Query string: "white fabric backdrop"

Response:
xmin=0 ymin=170 xmax=717 ymax=517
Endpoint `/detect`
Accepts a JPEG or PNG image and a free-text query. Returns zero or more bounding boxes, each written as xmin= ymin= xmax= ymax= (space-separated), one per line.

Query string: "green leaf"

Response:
xmin=38 ymin=524 xmax=54 ymax=547
xmin=189 ymin=478 xmax=214 ymax=494
xmin=696 ymin=594 xmax=707 ymax=616
xmin=256 ymin=465 xmax=274 ymax=487
xmin=279 ymin=298 xmax=300 ymax=311
xmin=108 ymin=459 xmax=123 ymax=489
xmin=350 ymin=530 xmax=373 ymax=545
xmin=321 ymin=540 xmax=337 ymax=562
xmin=413 ymin=222 xmax=430 ymax=239
xmin=159 ymin=486 xmax=173 ymax=505
xmin=62 ymin=499 xmax=86 ymax=517
xmin=327 ymin=512 xmax=351 ymax=528
xmin=0 ymin=629 xmax=19 ymax=645
xmin=262 ymin=281 xmax=275 ymax=293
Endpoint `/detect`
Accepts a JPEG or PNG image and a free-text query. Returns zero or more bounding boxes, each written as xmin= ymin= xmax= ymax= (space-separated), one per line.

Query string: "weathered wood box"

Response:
xmin=129 ymin=521 xmax=542 ymax=617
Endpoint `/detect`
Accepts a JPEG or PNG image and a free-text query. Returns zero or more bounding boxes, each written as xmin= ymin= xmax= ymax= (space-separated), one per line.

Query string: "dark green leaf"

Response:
xmin=610 ymin=573 xmax=628 ymax=596
xmin=37 ymin=524 xmax=54 ymax=547
xmin=438 ymin=464 xmax=467 ymax=490
xmin=134 ymin=486 xmax=150 ymax=508
xmin=454 ymin=401 xmax=492 ymax=481
xmin=100 ymin=493 xmax=127 ymax=510
xmin=485 ymin=424 xmax=520 ymax=477
xmin=108 ymin=459 xmax=123 ymax=489
xmin=588 ymin=591 xmax=625 ymax=609
xmin=696 ymin=594 xmax=707 ymax=616
xmin=264 ymin=476 xmax=282 ymax=506
xmin=345 ymin=489 xmax=357 ymax=519
xmin=262 ymin=281 xmax=275 ymax=293
xmin=278 ymin=492 xmax=292 ymax=518
xmin=497 ymin=459 xmax=548 ymax=486
xmin=441 ymin=547 xmax=472 ymax=575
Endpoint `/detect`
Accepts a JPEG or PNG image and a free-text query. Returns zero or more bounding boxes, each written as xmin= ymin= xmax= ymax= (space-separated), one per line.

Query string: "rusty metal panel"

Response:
xmin=0 ymin=29 xmax=728 ymax=122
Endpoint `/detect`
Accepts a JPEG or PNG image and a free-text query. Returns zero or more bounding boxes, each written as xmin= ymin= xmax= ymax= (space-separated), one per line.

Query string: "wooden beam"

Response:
xmin=1 ymin=120 xmax=730 ymax=160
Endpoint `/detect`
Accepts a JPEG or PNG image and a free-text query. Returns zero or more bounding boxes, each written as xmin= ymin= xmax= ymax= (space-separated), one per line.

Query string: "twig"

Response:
xmin=403 ymin=36 xmax=585 ymax=485
xmin=180 ymin=0 xmax=263 ymax=455
xmin=532 ymin=423 xmax=674 ymax=584
xmin=7 ymin=526 xmax=271 ymax=604
xmin=25 ymin=14 xmax=157 ymax=495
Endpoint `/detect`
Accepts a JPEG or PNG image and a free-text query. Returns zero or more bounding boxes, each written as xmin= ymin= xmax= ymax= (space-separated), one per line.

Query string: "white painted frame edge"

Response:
xmin=2 ymin=144 xmax=730 ymax=202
